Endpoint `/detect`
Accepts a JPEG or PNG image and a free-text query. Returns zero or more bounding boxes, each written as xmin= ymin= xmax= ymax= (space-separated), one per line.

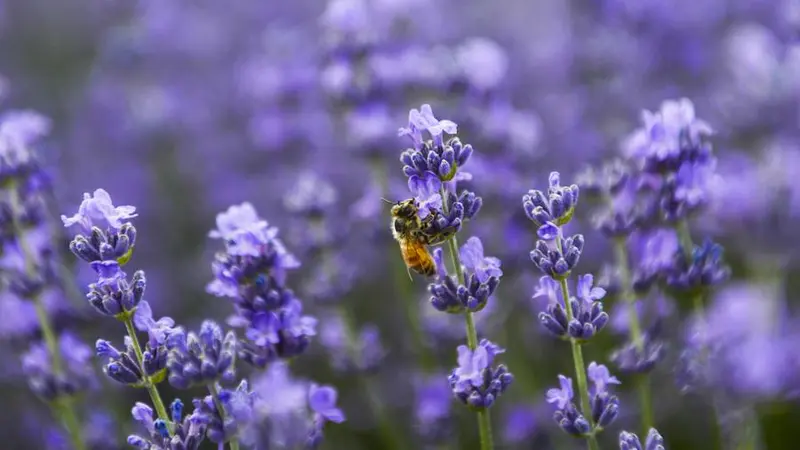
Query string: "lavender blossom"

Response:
xmin=619 ymin=428 xmax=666 ymax=450
xmin=127 ymin=400 xmax=205 ymax=450
xmin=192 ymin=380 xmax=255 ymax=445
xmin=245 ymin=363 xmax=346 ymax=448
xmin=547 ymin=363 xmax=620 ymax=436
xmin=522 ymin=172 xmax=580 ymax=228
xmin=663 ymin=239 xmax=730 ymax=294
xmin=538 ymin=274 xmax=610 ymax=341
xmin=165 ymin=320 xmax=237 ymax=389
xmin=206 ymin=202 xmax=315 ymax=367
xmin=429 ymin=241 xmax=501 ymax=314
xmin=448 ymin=339 xmax=513 ymax=410
xmin=22 ymin=332 xmax=96 ymax=400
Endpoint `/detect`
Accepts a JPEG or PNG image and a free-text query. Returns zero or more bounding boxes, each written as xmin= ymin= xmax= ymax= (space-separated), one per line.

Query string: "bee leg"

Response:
xmin=406 ymin=266 xmax=413 ymax=281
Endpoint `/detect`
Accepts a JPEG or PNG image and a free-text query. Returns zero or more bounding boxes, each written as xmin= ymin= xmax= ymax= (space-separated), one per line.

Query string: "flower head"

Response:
xmin=448 ymin=340 xmax=512 ymax=410
xmin=460 ymin=237 xmax=502 ymax=284
xmin=545 ymin=375 xmax=573 ymax=410
xmin=61 ymin=189 xmax=137 ymax=233
xmin=308 ymin=384 xmax=346 ymax=424
xmin=166 ymin=321 xmax=237 ymax=389
xmin=587 ymin=362 xmax=621 ymax=394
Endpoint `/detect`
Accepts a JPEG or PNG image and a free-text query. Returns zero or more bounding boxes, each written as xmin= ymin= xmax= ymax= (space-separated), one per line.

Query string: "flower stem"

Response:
xmin=8 ymin=184 xmax=86 ymax=450
xmin=558 ymin=276 xmax=600 ymax=450
xmin=443 ymin=230 xmax=493 ymax=450
xmin=612 ymin=237 xmax=654 ymax=433
xmin=208 ymin=384 xmax=240 ymax=450
xmin=123 ymin=317 xmax=172 ymax=433
xmin=675 ymin=219 xmax=695 ymax=260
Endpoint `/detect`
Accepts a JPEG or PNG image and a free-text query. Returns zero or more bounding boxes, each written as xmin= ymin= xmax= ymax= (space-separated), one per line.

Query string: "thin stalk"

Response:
xmin=8 ymin=185 xmax=86 ymax=450
xmin=208 ymin=384 xmax=240 ymax=450
xmin=123 ymin=317 xmax=172 ymax=433
xmin=558 ymin=276 xmax=600 ymax=450
xmin=439 ymin=185 xmax=493 ymax=450
xmin=338 ymin=305 xmax=405 ymax=450
xmin=612 ymin=237 xmax=654 ymax=433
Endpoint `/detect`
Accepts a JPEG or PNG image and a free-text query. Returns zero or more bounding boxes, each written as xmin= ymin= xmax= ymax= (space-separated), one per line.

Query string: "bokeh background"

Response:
xmin=1 ymin=0 xmax=800 ymax=449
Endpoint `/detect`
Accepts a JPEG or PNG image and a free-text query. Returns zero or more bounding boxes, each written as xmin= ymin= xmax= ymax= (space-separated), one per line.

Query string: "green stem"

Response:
xmin=612 ymin=238 xmax=654 ymax=433
xmin=8 ymin=185 xmax=86 ymax=450
xmin=123 ymin=317 xmax=172 ymax=433
xmin=208 ymin=384 xmax=240 ymax=450
xmin=675 ymin=219 xmax=695 ymax=262
xmin=439 ymin=198 xmax=493 ymax=450
xmin=558 ymin=276 xmax=600 ymax=450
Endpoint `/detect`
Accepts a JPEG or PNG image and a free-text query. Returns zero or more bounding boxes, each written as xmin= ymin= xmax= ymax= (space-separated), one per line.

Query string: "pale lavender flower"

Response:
xmin=459 ymin=236 xmax=503 ymax=284
xmin=546 ymin=375 xmax=573 ymax=410
xmin=60 ymin=189 xmax=137 ymax=233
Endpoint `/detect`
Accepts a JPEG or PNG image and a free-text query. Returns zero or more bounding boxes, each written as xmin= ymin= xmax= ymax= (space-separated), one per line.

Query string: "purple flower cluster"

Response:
xmin=537 ymin=274 xmax=610 ymax=341
xmin=546 ymin=363 xmax=621 ymax=437
xmin=242 ymin=363 xmax=346 ymax=449
xmin=206 ymin=202 xmax=316 ymax=367
xmin=619 ymin=428 xmax=666 ymax=450
xmin=429 ymin=241 xmax=501 ymax=314
xmin=395 ymin=105 xmax=511 ymax=421
xmin=448 ymin=340 xmax=513 ymax=410
xmin=128 ymin=399 xmax=205 ymax=450
xmin=165 ymin=320 xmax=237 ymax=389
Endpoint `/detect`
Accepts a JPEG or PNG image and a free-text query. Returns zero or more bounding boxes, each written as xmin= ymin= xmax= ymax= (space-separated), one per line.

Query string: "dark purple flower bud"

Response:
xmin=663 ymin=239 xmax=730 ymax=294
xmin=192 ymin=380 xmax=255 ymax=444
xmin=129 ymin=399 xmax=206 ymax=450
xmin=611 ymin=336 xmax=666 ymax=374
xmin=167 ymin=321 xmax=237 ymax=389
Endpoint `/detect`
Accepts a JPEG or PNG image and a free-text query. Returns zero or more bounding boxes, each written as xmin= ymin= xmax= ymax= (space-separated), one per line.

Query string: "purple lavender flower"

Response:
xmin=429 ymin=238 xmax=501 ymax=313
xmin=663 ymin=239 xmax=730 ymax=294
xmin=22 ymin=332 xmax=96 ymax=400
xmin=245 ymin=363 xmax=346 ymax=448
xmin=448 ymin=339 xmax=513 ymax=410
xmin=460 ymin=236 xmax=503 ymax=284
xmin=165 ymin=320 xmax=237 ymax=389
xmin=96 ymin=333 xmax=167 ymax=386
xmin=522 ymin=171 xmax=580 ymax=228
xmin=619 ymin=428 xmax=666 ymax=450
xmin=546 ymin=375 xmax=574 ymax=410
xmin=206 ymin=203 xmax=314 ymax=367
xmin=309 ymin=384 xmax=346 ymax=424
xmin=192 ymin=380 xmax=255 ymax=445
xmin=538 ymin=274 xmax=609 ymax=340
xmin=127 ymin=399 xmax=205 ymax=450
xmin=623 ymin=98 xmax=713 ymax=170
xmin=400 ymin=104 xmax=472 ymax=183
xmin=547 ymin=364 xmax=620 ymax=436
xmin=60 ymin=189 xmax=137 ymax=234
xmin=529 ymin=224 xmax=584 ymax=279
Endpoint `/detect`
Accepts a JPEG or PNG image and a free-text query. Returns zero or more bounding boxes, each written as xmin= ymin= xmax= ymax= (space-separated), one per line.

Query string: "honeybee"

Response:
xmin=389 ymin=199 xmax=437 ymax=278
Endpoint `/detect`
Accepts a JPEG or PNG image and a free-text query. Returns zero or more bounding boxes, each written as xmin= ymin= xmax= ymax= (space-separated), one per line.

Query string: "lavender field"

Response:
xmin=0 ymin=1 xmax=798 ymax=449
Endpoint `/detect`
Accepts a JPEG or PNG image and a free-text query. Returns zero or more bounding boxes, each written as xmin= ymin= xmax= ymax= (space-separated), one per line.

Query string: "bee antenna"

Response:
xmin=380 ymin=197 xmax=395 ymax=205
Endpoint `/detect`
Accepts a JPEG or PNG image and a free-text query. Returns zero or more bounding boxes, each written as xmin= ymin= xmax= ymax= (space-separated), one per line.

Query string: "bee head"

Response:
xmin=391 ymin=198 xmax=418 ymax=218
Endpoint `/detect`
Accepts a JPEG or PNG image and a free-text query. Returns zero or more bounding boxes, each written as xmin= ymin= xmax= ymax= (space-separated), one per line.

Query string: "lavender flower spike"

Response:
xmin=448 ymin=340 xmax=513 ymax=410
xmin=619 ymin=428 xmax=666 ymax=450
